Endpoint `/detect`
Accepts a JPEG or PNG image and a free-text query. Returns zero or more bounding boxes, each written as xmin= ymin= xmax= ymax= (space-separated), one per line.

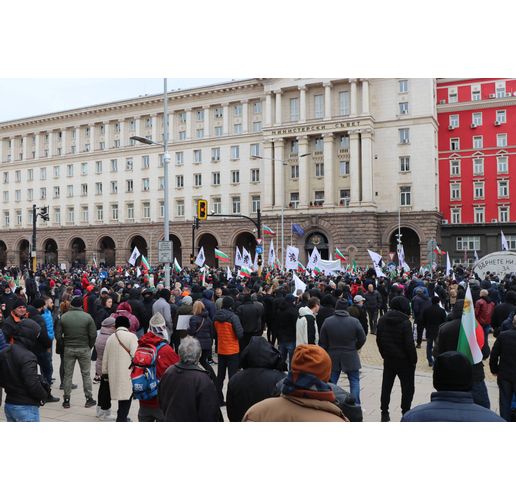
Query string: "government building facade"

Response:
xmin=0 ymin=78 xmax=441 ymax=269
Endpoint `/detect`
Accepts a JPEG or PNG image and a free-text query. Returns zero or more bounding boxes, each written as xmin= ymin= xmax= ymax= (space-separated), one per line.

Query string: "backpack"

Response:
xmin=130 ymin=342 xmax=166 ymax=400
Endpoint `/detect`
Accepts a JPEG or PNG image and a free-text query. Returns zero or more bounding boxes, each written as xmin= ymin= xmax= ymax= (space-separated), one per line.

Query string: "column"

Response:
xmin=104 ymin=122 xmax=110 ymax=150
xmin=349 ymin=132 xmax=360 ymax=205
xmin=361 ymin=79 xmax=370 ymax=115
xmin=90 ymin=123 xmax=96 ymax=151
xmin=47 ymin=131 xmax=53 ymax=158
xmin=350 ymin=79 xmax=358 ymax=117
xmin=22 ymin=134 xmax=30 ymax=160
xmin=61 ymin=128 xmax=68 ymax=155
xmin=323 ymin=133 xmax=335 ymax=207
xmin=34 ymin=133 xmax=40 ymax=159
xmin=263 ymin=140 xmax=274 ymax=209
xmin=273 ymin=138 xmax=285 ymax=209
xmin=274 ymin=90 xmax=282 ymax=125
xmin=75 ymin=126 xmax=81 ymax=152
xmin=203 ymin=105 xmax=210 ymax=137
xmin=324 ymin=82 xmax=332 ymax=120
xmin=119 ymin=120 xmax=125 ymax=147
xmin=185 ymin=108 xmax=192 ymax=140
xmin=265 ymin=91 xmax=272 ymax=127
xmin=222 ymin=104 xmax=229 ymax=135
xmin=242 ymin=100 xmax=248 ymax=133
xmin=299 ymin=86 xmax=307 ymax=122
xmin=134 ymin=116 xmax=141 ymax=138
xmin=360 ymin=130 xmax=374 ymax=205
xmin=151 ymin=114 xmax=158 ymax=143
xmin=298 ymin=135 xmax=309 ymax=207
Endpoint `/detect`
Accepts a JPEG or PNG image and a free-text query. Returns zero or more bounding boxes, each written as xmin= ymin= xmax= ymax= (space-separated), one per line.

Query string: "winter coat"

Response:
xmin=111 ymin=302 xmax=140 ymax=333
xmin=226 ymin=337 xmax=286 ymax=422
xmin=213 ymin=308 xmax=243 ymax=355
xmin=58 ymin=306 xmax=97 ymax=349
xmin=140 ymin=296 xmax=155 ymax=332
xmin=490 ymin=329 xmax=516 ymax=382
xmin=236 ymin=297 xmax=263 ymax=335
xmin=420 ymin=304 xmax=447 ymax=341
xmin=491 ymin=302 xmax=516 ymax=337
xmin=26 ymin=305 xmax=48 ymax=342
xmin=448 ymin=284 xmax=458 ymax=305
xmin=41 ymin=309 xmax=55 ymax=341
xmin=174 ymin=303 xmax=193 ymax=333
xmin=272 ymin=299 xmax=298 ymax=344
xmin=319 ymin=310 xmax=366 ymax=373
xmin=316 ymin=304 xmax=335 ymax=332
xmin=159 ymin=362 xmax=221 ymax=422
xmin=296 ymin=306 xmax=319 ymax=345
xmin=474 ymin=297 xmax=495 ymax=327
xmin=0 ymin=329 xmax=7 ymax=351
xmin=376 ymin=309 xmax=417 ymax=365
xmin=152 ymin=297 xmax=173 ymax=334
xmin=201 ymin=290 xmax=217 ymax=321
xmin=364 ymin=290 xmax=382 ymax=311
xmin=412 ymin=294 xmax=430 ymax=322
xmin=2 ymin=314 xmax=50 ymax=354
xmin=347 ymin=304 xmax=368 ymax=335
xmin=188 ymin=311 xmax=214 ymax=351
xmin=94 ymin=323 xmax=115 ymax=377
xmin=401 ymin=391 xmax=504 ymax=422
xmin=102 ymin=327 xmax=138 ymax=400
xmin=95 ymin=306 xmax=113 ymax=330
xmin=243 ymin=394 xmax=348 ymax=422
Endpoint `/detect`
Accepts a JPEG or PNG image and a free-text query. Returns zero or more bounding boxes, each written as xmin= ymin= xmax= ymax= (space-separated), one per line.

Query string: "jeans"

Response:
xmin=138 ymin=405 xmax=164 ymax=422
xmin=367 ymin=309 xmax=379 ymax=334
xmin=497 ymin=378 xmax=516 ymax=421
xmin=471 ymin=380 xmax=490 ymax=409
xmin=415 ymin=322 xmax=425 ymax=345
xmin=199 ymin=350 xmax=217 ymax=385
xmin=426 ymin=337 xmax=434 ymax=365
xmin=4 ymin=403 xmax=40 ymax=422
xmin=483 ymin=324 xmax=490 ymax=346
xmin=63 ymin=346 xmax=93 ymax=400
xmin=380 ymin=359 xmax=415 ymax=415
xmin=36 ymin=348 xmax=53 ymax=385
xmin=216 ymin=353 xmax=240 ymax=404
xmin=279 ymin=341 xmax=296 ymax=369
xmin=116 ymin=399 xmax=132 ymax=422
xmin=330 ymin=369 xmax=361 ymax=405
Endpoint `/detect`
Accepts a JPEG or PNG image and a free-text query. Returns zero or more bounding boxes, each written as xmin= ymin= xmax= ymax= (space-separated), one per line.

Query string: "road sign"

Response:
xmin=389 ymin=252 xmax=396 ymax=261
xmin=158 ymin=241 xmax=173 ymax=263
xmin=256 ymin=238 xmax=262 ymax=245
xmin=256 ymin=245 xmax=263 ymax=254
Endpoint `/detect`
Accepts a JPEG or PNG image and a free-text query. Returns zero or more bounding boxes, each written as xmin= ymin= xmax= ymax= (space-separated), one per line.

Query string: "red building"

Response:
xmin=437 ymin=78 xmax=516 ymax=262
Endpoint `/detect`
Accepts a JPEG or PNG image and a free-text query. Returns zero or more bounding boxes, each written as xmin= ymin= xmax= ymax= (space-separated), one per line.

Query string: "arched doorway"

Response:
xmin=18 ymin=239 xmax=30 ymax=268
xmin=305 ymin=231 xmax=329 ymax=261
xmin=389 ymin=227 xmax=420 ymax=268
xmin=171 ymin=234 xmax=182 ymax=266
xmin=43 ymin=239 xmax=58 ymax=266
xmin=70 ymin=237 xmax=86 ymax=266
xmin=0 ymin=241 xmax=7 ymax=268
xmin=196 ymin=233 xmax=219 ymax=267
xmin=129 ymin=235 xmax=148 ymax=265
xmin=99 ymin=236 xmax=116 ymax=267
xmin=234 ymin=231 xmax=257 ymax=262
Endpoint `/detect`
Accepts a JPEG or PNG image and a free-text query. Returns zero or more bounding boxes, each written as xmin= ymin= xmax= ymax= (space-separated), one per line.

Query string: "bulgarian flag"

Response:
xmin=312 ymin=265 xmax=322 ymax=276
xmin=434 ymin=245 xmax=446 ymax=255
xmin=141 ymin=255 xmax=151 ymax=272
xmin=457 ymin=286 xmax=485 ymax=364
xmin=173 ymin=258 xmax=182 ymax=273
xmin=274 ymin=258 xmax=281 ymax=270
xmin=215 ymin=249 xmax=230 ymax=263
xmin=352 ymin=260 xmax=358 ymax=273
xmin=239 ymin=267 xmax=252 ymax=278
xmin=297 ymin=261 xmax=306 ymax=272
xmin=263 ymin=225 xmax=276 ymax=236
xmin=335 ymin=247 xmax=347 ymax=262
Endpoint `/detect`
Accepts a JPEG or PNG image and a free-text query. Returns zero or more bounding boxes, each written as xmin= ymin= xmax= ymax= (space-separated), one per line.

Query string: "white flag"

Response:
xmin=195 ymin=246 xmax=206 ymax=267
xmin=235 ymin=247 xmax=244 ymax=267
xmin=501 ymin=230 xmax=509 ymax=251
xmin=434 ymin=292 xmax=445 ymax=310
xmin=402 ymin=262 xmax=411 ymax=273
xmin=136 ymin=267 xmax=141 ymax=277
xmin=285 ymin=245 xmax=299 ymax=270
xmin=474 ymin=249 xmax=479 ymax=262
xmin=253 ymin=252 xmax=258 ymax=271
xmin=268 ymin=240 xmax=275 ymax=266
xmin=374 ymin=263 xmax=387 ymax=277
xmin=226 ymin=267 xmax=232 ymax=281
xmin=202 ymin=267 xmax=207 ymax=287
xmin=128 ymin=246 xmax=141 ymax=266
xmin=307 ymin=247 xmax=321 ymax=270
xmin=446 ymin=252 xmax=452 ymax=275
xmin=397 ymin=245 xmax=405 ymax=268
xmin=367 ymin=249 xmax=384 ymax=267
xmin=293 ymin=272 xmax=307 ymax=294
xmin=242 ymin=247 xmax=252 ymax=267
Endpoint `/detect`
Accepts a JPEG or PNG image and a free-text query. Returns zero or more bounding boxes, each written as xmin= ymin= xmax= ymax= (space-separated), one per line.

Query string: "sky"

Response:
xmin=0 ymin=78 xmax=233 ymax=122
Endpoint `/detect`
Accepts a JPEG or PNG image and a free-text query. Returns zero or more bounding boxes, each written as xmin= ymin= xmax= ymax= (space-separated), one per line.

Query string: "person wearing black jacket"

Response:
xmin=434 ymin=299 xmax=491 ymax=409
xmin=376 ymin=296 xmax=417 ymax=422
xmin=491 ymin=290 xmax=516 ymax=338
xmin=226 ymin=336 xmax=287 ymax=422
xmin=272 ymin=295 xmax=298 ymax=368
xmin=126 ymin=288 xmax=146 ymax=336
xmin=140 ymin=289 xmax=155 ymax=333
xmin=316 ymin=294 xmax=335 ymax=333
xmin=0 ymin=317 xmax=50 ymax=421
xmin=489 ymin=315 xmax=516 ymax=421
xmin=420 ymin=296 xmax=447 ymax=367
xmin=236 ymin=292 xmax=263 ymax=351
xmin=94 ymin=295 xmax=115 ymax=330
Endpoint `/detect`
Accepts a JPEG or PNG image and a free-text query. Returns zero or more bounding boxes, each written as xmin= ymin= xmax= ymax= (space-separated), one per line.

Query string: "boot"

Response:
xmin=381 ymin=411 xmax=390 ymax=422
xmin=98 ymin=409 xmax=115 ymax=421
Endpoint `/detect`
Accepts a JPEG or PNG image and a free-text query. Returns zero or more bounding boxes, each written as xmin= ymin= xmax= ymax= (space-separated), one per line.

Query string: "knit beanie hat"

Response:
xmin=71 ymin=296 xmax=83 ymax=308
xmin=101 ymin=316 xmax=116 ymax=328
xmin=149 ymin=312 xmax=168 ymax=339
xmin=290 ymin=344 xmax=332 ymax=383
xmin=182 ymin=295 xmax=193 ymax=306
xmin=32 ymin=298 xmax=45 ymax=309
xmin=12 ymin=298 xmax=27 ymax=310
xmin=433 ymin=351 xmax=473 ymax=392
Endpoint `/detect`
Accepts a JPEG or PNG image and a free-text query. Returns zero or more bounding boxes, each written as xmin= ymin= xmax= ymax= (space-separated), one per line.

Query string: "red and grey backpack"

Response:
xmin=130 ymin=343 xmax=166 ymax=400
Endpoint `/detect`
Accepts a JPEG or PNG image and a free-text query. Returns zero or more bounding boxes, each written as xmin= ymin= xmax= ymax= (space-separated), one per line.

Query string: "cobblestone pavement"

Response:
xmin=0 ymin=333 xmax=500 ymax=423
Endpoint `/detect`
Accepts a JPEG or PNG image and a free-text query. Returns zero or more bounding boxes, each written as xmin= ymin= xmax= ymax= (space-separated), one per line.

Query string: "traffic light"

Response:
xmin=197 ymin=199 xmax=208 ymax=220
xmin=39 ymin=206 xmax=49 ymax=221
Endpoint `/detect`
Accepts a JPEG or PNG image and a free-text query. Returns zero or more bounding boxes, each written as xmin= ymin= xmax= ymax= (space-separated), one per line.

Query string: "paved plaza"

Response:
xmin=0 ymin=332 xmax=500 ymax=423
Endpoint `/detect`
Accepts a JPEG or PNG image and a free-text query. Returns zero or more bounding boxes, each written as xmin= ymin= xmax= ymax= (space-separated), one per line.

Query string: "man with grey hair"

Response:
xmin=158 ymin=336 xmax=221 ymax=421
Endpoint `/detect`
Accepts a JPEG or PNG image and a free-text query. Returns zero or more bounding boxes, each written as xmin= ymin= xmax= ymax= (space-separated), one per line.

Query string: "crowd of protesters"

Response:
xmin=0 ymin=260 xmax=514 ymax=422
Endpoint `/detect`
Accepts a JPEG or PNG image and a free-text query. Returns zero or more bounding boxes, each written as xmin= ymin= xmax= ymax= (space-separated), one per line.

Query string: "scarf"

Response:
xmin=281 ymin=371 xmax=336 ymax=402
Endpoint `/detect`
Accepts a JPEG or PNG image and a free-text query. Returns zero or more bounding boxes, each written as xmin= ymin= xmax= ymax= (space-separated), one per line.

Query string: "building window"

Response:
xmin=456 ymin=236 xmax=480 ymax=251
xmin=53 ymin=208 xmax=60 ymax=224
xmin=15 ymin=189 xmax=21 ymax=202
xmin=499 ymin=206 xmax=509 ymax=222
xmin=80 ymin=184 xmax=87 ymax=196
xmin=66 ymin=185 xmax=73 ymax=197
xmin=314 ymin=94 xmax=324 ymax=118
xmin=2 ymin=172 xmax=8 ymax=184
xmin=251 ymin=195 xmax=260 ymax=213
xmin=400 ymin=186 xmax=411 ymax=206
xmin=53 ymin=165 xmax=60 ymax=178
xmin=215 ymin=126 xmax=223 ymax=137
xmin=110 ymin=181 xmax=117 ymax=194
xmin=194 ymin=173 xmax=202 ymax=187
xmin=40 ymin=167 xmax=47 ymax=181
xmin=114 ymin=139 xmax=120 ymax=148
xmin=178 ymin=131 xmax=186 ymax=141
xmin=253 ymin=101 xmax=262 ymax=114
xmin=231 ymin=170 xmax=240 ymax=184
xmin=250 ymin=168 xmax=260 ymax=183
xmin=111 ymin=204 xmax=118 ymax=221
xmin=252 ymin=121 xmax=262 ymax=132
xmin=212 ymin=172 xmax=220 ymax=185
xmin=175 ymin=151 xmax=184 ymax=166
xmin=214 ymin=107 xmax=223 ymax=119
xmin=159 ymin=201 xmax=164 ymax=218
xmin=473 ymin=136 xmax=483 ymax=149
xmin=52 ymin=186 xmax=59 ymax=199
xmin=193 ymin=149 xmax=202 ymax=163
xmin=40 ymin=187 xmax=47 ymax=200
xmin=127 ymin=203 xmax=134 ymax=220
xmin=126 ymin=158 xmax=133 ymax=171
xmin=142 ymin=178 xmax=150 ymax=192
xmin=142 ymin=155 xmax=150 ymax=169
xmin=339 ymin=91 xmax=350 ymax=115
xmin=27 ymin=169 xmax=33 ymax=181
xmin=126 ymin=180 xmax=133 ymax=193
xmin=67 ymin=207 xmax=74 ymax=224
xmin=450 ymin=159 xmax=460 ymax=176
xmin=16 ymin=210 xmax=22 ymax=226
xmin=81 ymin=206 xmax=89 ymax=223
xmin=159 ymin=154 xmax=164 ymax=168
xmin=471 ymin=87 xmax=481 ymax=101
xmin=176 ymin=200 xmax=184 ymax=217
xmin=26 ymin=189 xmax=33 ymax=201
xmin=400 ymin=156 xmax=411 ymax=172
xmin=3 ymin=211 xmax=10 ymax=227
xmin=2 ymin=191 xmax=8 ymax=202
xmin=338 ymin=160 xmax=350 ymax=176
xmin=212 ymin=197 xmax=221 ymax=214
xmin=158 ymin=177 xmax=164 ymax=190
xmin=99 ymin=142 xmax=105 ymax=150
xmin=291 ymin=164 xmax=299 ymax=179
xmin=96 ymin=205 xmax=103 ymax=222
xmin=315 ymin=162 xmax=324 ymax=177
xmin=497 ymin=156 xmax=508 ymax=173
xmin=474 ymin=181 xmax=484 ymax=199
xmin=450 ymin=138 xmax=460 ymax=151
xmin=80 ymin=163 xmax=88 ymax=175
xmin=497 ymin=134 xmax=508 ymax=148
xmin=472 ymin=112 xmax=482 ymax=126
xmin=399 ymin=80 xmax=408 ymax=93
xmin=505 ymin=236 xmax=516 ymax=250
xmin=474 ymin=207 xmax=485 ymax=223
xmin=250 ymin=144 xmax=260 ymax=158
xmin=196 ymin=109 xmax=204 ymax=121
xmin=399 ymin=128 xmax=410 ymax=143
xmin=314 ymin=191 xmax=325 ymax=205
xmin=448 ymin=87 xmax=458 ymax=103
xmin=339 ymin=189 xmax=350 ymax=207
xmin=288 ymin=192 xmax=299 ymax=208
xmin=314 ymin=137 xmax=324 ymax=151
xmin=232 ymin=196 xmax=241 ymax=214
xmin=496 ymin=110 xmax=507 ymax=123
xmin=234 ymin=104 xmax=242 ymax=117
xmin=451 ymin=208 xmax=461 ymax=224
xmin=498 ymin=180 xmax=509 ymax=198
xmin=399 ymin=102 xmax=409 ymax=115
xmin=230 ymin=145 xmax=240 ymax=160
xmin=142 ymin=202 xmax=150 ymax=219
xmin=496 ymin=81 xmax=506 ymax=98
xmin=290 ymin=98 xmax=299 ymax=121
xmin=450 ymin=183 xmax=461 ymax=200
xmin=233 ymin=124 xmax=242 ymax=135
xmin=178 ymin=111 xmax=186 ymax=123
xmin=110 ymin=159 xmax=118 ymax=172
xmin=95 ymin=161 xmax=103 ymax=174
xmin=473 ymin=157 xmax=484 ymax=175
xmin=196 ymin=128 xmax=204 ymax=139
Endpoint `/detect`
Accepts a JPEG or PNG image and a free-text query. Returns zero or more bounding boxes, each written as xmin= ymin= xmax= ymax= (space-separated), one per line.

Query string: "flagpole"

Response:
xmin=281 ymin=207 xmax=284 ymax=271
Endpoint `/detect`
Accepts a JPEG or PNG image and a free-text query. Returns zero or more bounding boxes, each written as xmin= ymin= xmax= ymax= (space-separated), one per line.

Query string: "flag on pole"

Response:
xmin=239 ymin=267 xmax=252 ymax=278
xmin=92 ymin=255 xmax=97 ymax=268
xmin=297 ymin=261 xmax=306 ymax=272
xmin=215 ymin=249 xmax=230 ymax=263
xmin=263 ymin=225 xmax=276 ymax=236
xmin=274 ymin=258 xmax=281 ymax=270
xmin=226 ymin=267 xmax=232 ymax=281
xmin=397 ymin=245 xmax=405 ymax=268
xmin=173 ymin=258 xmax=181 ymax=273
xmin=335 ymin=248 xmax=347 ymax=262
xmin=202 ymin=267 xmax=207 ymax=287
xmin=253 ymin=252 xmax=258 ymax=271
xmin=367 ymin=249 xmax=384 ymax=268
xmin=474 ymin=249 xmax=479 ymax=263
xmin=128 ymin=246 xmax=141 ymax=266
xmin=291 ymin=223 xmax=305 ymax=237
xmin=457 ymin=286 xmax=485 ymax=364
xmin=136 ymin=267 xmax=141 ymax=278
xmin=242 ymin=248 xmax=252 ymax=267
xmin=374 ymin=263 xmax=387 ymax=277
xmin=501 ymin=230 xmax=509 ymax=251
xmin=433 ymin=244 xmax=446 ymax=255
xmin=141 ymin=255 xmax=151 ymax=272
xmin=195 ymin=246 xmax=206 ymax=267
xmin=285 ymin=245 xmax=299 ymax=270
xmin=307 ymin=247 xmax=321 ymax=270
xmin=293 ymin=272 xmax=307 ymax=294
xmin=268 ymin=239 xmax=276 ymax=266
xmin=352 ymin=260 xmax=358 ymax=273
xmin=235 ymin=247 xmax=244 ymax=267
xmin=446 ymin=252 xmax=452 ymax=275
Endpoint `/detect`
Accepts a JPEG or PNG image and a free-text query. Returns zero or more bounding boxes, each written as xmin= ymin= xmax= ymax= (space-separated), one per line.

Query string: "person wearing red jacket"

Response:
xmin=137 ymin=312 xmax=179 ymax=422
xmin=111 ymin=302 xmax=140 ymax=334
xmin=475 ymin=289 xmax=495 ymax=344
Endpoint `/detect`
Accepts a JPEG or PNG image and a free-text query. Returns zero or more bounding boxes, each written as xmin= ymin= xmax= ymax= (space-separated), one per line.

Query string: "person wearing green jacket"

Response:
xmin=56 ymin=296 xmax=97 ymax=409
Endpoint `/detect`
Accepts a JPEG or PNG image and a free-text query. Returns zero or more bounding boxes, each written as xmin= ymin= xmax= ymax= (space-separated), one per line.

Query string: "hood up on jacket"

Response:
xmin=117 ymin=302 xmax=133 ymax=314
xmin=139 ymin=331 xmax=169 ymax=348
xmin=389 ymin=296 xmax=411 ymax=316
xmin=11 ymin=319 xmax=41 ymax=354
xmin=240 ymin=336 xmax=286 ymax=371
xmin=298 ymin=306 xmax=314 ymax=318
